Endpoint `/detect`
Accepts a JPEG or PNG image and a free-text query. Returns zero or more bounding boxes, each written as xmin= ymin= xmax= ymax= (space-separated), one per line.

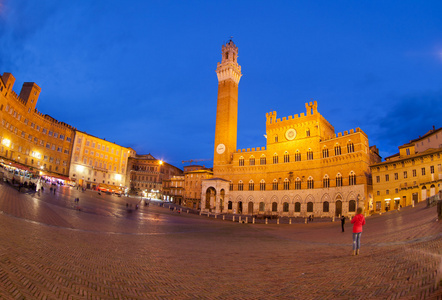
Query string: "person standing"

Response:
xmin=351 ymin=207 xmax=366 ymax=255
xmin=340 ymin=215 xmax=345 ymax=232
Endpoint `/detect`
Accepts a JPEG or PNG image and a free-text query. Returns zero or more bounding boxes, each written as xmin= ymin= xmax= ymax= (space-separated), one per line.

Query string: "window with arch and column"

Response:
xmin=272 ymin=179 xmax=278 ymax=190
xmin=283 ymin=178 xmax=290 ymax=190
xmin=238 ymin=180 xmax=243 ymax=191
xmin=336 ymin=173 xmax=342 ymax=187
xmin=323 ymin=175 xmax=330 ymax=188
xmin=295 ymin=177 xmax=301 ymax=190
xmin=347 ymin=142 xmax=354 ymax=153
xmin=248 ymin=180 xmax=254 ymax=191
xmin=284 ymin=151 xmax=290 ymax=163
xmin=322 ymin=148 xmax=329 ymax=158
xmin=295 ymin=150 xmax=301 ymax=162
xmin=307 ymin=176 xmax=314 ymax=189
xmin=249 ymin=156 xmax=255 ymax=166
xmin=307 ymin=149 xmax=313 ymax=160
xmin=260 ymin=155 xmax=266 ymax=165
xmin=259 ymin=179 xmax=266 ymax=191
xmin=273 ymin=153 xmax=279 ymax=164
xmin=239 ymin=157 xmax=244 ymax=166
xmin=334 ymin=145 xmax=341 ymax=156
xmin=349 ymin=171 xmax=356 ymax=185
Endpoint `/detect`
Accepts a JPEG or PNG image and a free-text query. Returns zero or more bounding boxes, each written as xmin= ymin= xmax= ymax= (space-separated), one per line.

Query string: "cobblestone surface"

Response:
xmin=0 ymin=182 xmax=440 ymax=299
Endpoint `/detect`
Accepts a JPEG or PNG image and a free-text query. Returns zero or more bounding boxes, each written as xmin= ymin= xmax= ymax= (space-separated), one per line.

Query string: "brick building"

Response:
xmin=371 ymin=126 xmax=442 ymax=212
xmin=0 ymin=72 xmax=75 ymax=182
xmin=202 ymin=41 xmax=381 ymax=217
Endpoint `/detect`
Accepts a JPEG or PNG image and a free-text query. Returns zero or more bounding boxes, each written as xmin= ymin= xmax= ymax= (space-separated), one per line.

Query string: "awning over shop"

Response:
xmin=98 ymin=183 xmax=123 ymax=193
xmin=1 ymin=161 xmax=31 ymax=172
xmin=42 ymin=174 xmax=71 ymax=181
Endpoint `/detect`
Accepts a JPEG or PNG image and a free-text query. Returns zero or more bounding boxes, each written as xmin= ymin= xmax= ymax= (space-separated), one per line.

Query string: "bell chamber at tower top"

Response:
xmin=216 ymin=40 xmax=242 ymax=85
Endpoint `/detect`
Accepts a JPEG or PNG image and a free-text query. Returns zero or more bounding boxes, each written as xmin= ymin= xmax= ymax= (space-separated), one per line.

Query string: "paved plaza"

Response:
xmin=0 ymin=182 xmax=440 ymax=299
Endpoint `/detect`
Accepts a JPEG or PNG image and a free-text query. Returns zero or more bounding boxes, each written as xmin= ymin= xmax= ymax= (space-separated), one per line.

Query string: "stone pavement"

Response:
xmin=0 ymin=182 xmax=440 ymax=299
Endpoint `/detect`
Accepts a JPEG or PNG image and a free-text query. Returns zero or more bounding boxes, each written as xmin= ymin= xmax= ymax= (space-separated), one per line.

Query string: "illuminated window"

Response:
xmin=307 ymin=149 xmax=313 ymax=160
xmin=349 ymin=172 xmax=356 ymax=185
xmin=307 ymin=177 xmax=314 ymax=189
xmin=283 ymin=178 xmax=290 ymax=190
xmin=248 ymin=180 xmax=254 ymax=191
xmin=335 ymin=145 xmax=341 ymax=156
xmin=260 ymin=179 xmax=266 ymax=191
xmin=284 ymin=152 xmax=289 ymax=163
xmin=336 ymin=173 xmax=342 ymax=187
xmin=323 ymin=175 xmax=330 ymax=188
xmin=272 ymin=179 xmax=278 ymax=190
xmin=295 ymin=178 xmax=301 ymax=190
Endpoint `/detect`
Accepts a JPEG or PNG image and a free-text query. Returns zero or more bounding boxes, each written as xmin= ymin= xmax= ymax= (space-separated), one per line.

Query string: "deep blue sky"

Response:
xmin=1 ymin=1 xmax=441 ymax=168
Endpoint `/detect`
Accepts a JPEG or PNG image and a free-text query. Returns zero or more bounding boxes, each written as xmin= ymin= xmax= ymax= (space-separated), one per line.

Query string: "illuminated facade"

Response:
xmin=202 ymin=41 xmax=381 ymax=217
xmin=163 ymin=175 xmax=185 ymax=204
xmin=371 ymin=127 xmax=442 ymax=212
xmin=0 ymin=72 xmax=75 ymax=180
xmin=184 ymin=166 xmax=213 ymax=209
xmin=69 ymin=131 xmax=133 ymax=191
xmin=127 ymin=154 xmax=183 ymax=199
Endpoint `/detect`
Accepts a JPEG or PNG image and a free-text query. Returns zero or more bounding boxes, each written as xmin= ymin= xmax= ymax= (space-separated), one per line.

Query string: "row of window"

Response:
xmin=4 ymin=104 xmax=71 ymax=142
xmin=77 ymin=148 xmax=120 ymax=163
xmin=376 ymin=165 xmax=441 ymax=182
xmin=375 ymin=153 xmax=441 ymax=171
xmin=227 ymin=200 xmax=357 ymax=213
xmin=75 ymin=156 xmax=121 ymax=172
xmin=230 ymin=173 xmax=357 ymax=191
xmin=238 ymin=144 xmax=355 ymax=166
xmin=79 ymin=138 xmax=123 ymax=156
xmin=2 ymin=120 xmax=71 ymax=155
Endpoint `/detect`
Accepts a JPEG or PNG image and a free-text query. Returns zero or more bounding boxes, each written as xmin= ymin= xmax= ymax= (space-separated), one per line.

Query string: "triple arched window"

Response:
xmin=334 ymin=145 xmax=341 ymax=156
xmin=347 ymin=142 xmax=355 ymax=153
xmin=307 ymin=176 xmax=314 ymax=189
xmin=283 ymin=178 xmax=290 ymax=190
xmin=323 ymin=174 xmax=330 ymax=188
xmin=349 ymin=171 xmax=356 ymax=185
xmin=336 ymin=173 xmax=343 ymax=187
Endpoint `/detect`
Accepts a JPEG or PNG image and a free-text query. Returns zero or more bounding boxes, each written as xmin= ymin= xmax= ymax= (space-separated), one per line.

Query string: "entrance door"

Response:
xmin=248 ymin=202 xmax=254 ymax=214
xmin=335 ymin=200 xmax=342 ymax=217
xmin=237 ymin=201 xmax=243 ymax=214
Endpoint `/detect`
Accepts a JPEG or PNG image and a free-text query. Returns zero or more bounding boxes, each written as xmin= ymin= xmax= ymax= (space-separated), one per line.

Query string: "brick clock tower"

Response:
xmin=213 ymin=40 xmax=242 ymax=169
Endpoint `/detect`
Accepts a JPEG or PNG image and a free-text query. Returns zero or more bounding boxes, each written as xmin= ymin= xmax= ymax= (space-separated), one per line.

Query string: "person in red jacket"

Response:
xmin=351 ymin=207 xmax=366 ymax=255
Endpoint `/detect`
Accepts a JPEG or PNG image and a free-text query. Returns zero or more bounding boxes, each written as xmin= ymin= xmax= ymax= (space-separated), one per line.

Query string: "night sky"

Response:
xmin=1 ymin=1 xmax=441 ymax=168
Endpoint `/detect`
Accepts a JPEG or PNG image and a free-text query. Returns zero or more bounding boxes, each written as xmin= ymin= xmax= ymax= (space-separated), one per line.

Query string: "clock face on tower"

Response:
xmin=216 ymin=143 xmax=226 ymax=154
xmin=285 ymin=128 xmax=297 ymax=141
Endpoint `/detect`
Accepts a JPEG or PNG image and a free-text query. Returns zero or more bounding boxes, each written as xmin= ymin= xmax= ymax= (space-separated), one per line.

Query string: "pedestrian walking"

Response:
xmin=351 ymin=207 xmax=366 ymax=256
xmin=340 ymin=215 xmax=345 ymax=232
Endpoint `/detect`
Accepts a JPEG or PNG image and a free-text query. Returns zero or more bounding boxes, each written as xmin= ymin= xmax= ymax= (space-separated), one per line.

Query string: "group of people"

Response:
xmin=340 ymin=208 xmax=366 ymax=255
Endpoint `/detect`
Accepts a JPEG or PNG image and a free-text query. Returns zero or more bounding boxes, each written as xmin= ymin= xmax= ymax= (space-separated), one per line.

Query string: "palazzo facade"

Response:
xmin=370 ymin=127 xmax=442 ymax=212
xmin=201 ymin=41 xmax=381 ymax=217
